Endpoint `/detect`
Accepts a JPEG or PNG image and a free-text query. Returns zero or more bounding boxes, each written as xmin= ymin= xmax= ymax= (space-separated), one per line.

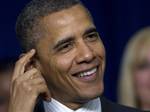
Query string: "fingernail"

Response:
xmin=30 ymin=49 xmax=35 ymax=53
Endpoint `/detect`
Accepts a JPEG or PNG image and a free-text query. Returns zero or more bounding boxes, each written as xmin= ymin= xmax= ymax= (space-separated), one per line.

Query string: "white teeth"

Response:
xmin=79 ymin=68 xmax=97 ymax=77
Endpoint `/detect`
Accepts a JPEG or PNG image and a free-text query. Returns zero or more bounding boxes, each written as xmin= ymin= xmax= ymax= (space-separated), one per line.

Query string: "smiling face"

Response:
xmin=35 ymin=4 xmax=105 ymax=109
xmin=133 ymin=48 xmax=150 ymax=108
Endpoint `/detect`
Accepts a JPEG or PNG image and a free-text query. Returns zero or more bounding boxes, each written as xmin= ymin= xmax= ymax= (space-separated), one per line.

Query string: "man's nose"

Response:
xmin=75 ymin=42 xmax=95 ymax=64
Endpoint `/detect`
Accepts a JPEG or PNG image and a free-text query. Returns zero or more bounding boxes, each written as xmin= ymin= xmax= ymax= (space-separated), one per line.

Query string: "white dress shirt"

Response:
xmin=43 ymin=97 xmax=101 ymax=112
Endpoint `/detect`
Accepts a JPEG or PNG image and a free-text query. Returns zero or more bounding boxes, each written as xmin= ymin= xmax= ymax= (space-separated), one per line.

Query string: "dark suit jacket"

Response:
xmin=100 ymin=97 xmax=143 ymax=112
xmin=34 ymin=97 xmax=144 ymax=112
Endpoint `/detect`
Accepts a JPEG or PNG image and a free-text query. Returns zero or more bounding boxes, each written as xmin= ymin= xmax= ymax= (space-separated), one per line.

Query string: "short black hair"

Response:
xmin=16 ymin=0 xmax=83 ymax=51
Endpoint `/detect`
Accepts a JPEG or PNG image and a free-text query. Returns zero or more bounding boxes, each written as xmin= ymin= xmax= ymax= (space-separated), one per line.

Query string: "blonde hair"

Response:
xmin=118 ymin=27 xmax=150 ymax=108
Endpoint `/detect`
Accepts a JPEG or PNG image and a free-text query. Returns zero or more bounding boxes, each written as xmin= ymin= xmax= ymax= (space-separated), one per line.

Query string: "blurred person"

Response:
xmin=118 ymin=27 xmax=150 ymax=111
xmin=0 ymin=58 xmax=16 ymax=112
xmin=8 ymin=0 xmax=144 ymax=112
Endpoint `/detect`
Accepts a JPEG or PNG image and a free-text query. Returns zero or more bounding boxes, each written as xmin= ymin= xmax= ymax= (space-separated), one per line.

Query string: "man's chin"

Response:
xmin=84 ymin=82 xmax=104 ymax=99
xmin=77 ymin=87 xmax=104 ymax=103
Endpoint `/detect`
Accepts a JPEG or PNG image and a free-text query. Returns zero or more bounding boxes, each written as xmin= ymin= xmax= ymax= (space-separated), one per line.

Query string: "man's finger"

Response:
xmin=13 ymin=68 xmax=39 ymax=85
xmin=35 ymin=84 xmax=51 ymax=102
xmin=12 ymin=49 xmax=36 ymax=81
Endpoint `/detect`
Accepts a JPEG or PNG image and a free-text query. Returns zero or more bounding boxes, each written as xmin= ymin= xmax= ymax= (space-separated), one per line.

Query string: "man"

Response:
xmin=0 ymin=58 xmax=15 ymax=112
xmin=8 ymin=0 xmax=143 ymax=112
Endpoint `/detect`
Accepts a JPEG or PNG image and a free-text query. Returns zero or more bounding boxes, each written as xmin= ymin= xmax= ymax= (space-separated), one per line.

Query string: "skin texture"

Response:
xmin=8 ymin=4 xmax=105 ymax=112
xmin=36 ymin=5 xmax=105 ymax=109
xmin=134 ymin=51 xmax=150 ymax=110
xmin=8 ymin=50 xmax=51 ymax=112
xmin=0 ymin=72 xmax=11 ymax=112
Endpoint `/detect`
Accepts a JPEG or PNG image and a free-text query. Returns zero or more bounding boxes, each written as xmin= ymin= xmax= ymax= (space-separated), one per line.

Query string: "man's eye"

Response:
xmin=57 ymin=42 xmax=73 ymax=53
xmin=86 ymin=33 xmax=99 ymax=42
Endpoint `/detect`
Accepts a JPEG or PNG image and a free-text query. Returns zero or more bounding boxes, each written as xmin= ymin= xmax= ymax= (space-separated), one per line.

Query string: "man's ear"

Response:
xmin=33 ymin=58 xmax=44 ymax=74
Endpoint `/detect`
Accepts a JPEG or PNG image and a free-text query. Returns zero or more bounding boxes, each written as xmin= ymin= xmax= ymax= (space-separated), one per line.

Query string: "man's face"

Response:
xmin=36 ymin=4 xmax=105 ymax=108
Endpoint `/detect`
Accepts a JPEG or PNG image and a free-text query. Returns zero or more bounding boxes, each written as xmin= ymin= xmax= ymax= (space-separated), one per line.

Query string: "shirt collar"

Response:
xmin=43 ymin=97 xmax=101 ymax=112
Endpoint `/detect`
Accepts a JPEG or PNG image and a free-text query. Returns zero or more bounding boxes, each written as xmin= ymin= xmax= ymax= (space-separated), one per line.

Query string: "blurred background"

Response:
xmin=1 ymin=0 xmax=150 ymax=102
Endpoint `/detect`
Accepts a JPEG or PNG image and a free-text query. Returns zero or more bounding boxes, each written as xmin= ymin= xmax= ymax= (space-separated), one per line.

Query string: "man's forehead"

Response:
xmin=36 ymin=4 xmax=94 ymax=50
xmin=40 ymin=4 xmax=91 ymax=26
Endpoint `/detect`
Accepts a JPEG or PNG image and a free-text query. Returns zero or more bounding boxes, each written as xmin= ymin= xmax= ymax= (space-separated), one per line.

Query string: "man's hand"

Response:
xmin=8 ymin=49 xmax=51 ymax=112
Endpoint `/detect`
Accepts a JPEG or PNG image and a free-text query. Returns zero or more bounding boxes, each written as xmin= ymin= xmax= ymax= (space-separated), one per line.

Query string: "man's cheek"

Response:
xmin=55 ymin=58 xmax=72 ymax=72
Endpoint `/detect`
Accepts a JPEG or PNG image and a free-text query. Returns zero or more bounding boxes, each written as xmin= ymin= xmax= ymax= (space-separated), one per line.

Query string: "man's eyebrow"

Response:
xmin=83 ymin=27 xmax=97 ymax=36
xmin=53 ymin=36 xmax=74 ymax=49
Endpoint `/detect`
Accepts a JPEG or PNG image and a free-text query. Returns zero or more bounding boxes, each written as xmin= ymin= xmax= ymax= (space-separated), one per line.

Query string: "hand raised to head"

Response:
xmin=8 ymin=49 xmax=51 ymax=112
